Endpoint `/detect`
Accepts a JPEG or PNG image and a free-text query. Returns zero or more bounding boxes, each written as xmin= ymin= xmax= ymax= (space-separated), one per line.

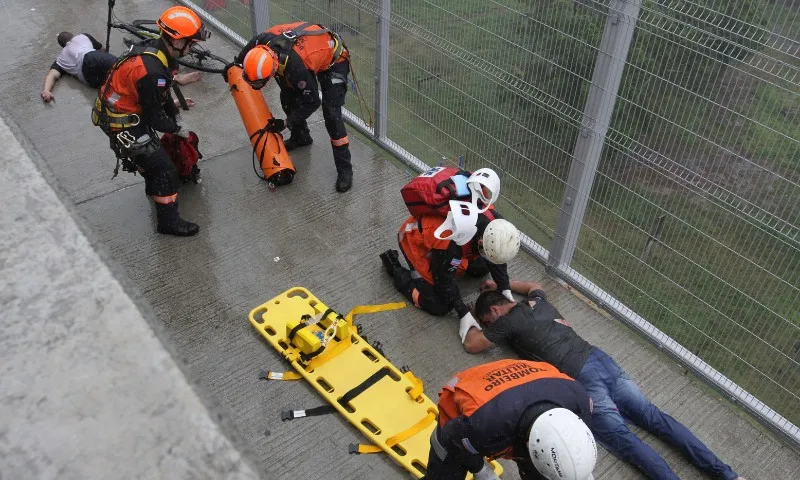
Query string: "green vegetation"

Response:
xmin=207 ymin=0 xmax=799 ymax=425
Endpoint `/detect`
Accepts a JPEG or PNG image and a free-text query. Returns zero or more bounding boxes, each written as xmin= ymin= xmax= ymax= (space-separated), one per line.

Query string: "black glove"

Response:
xmin=222 ymin=62 xmax=240 ymax=83
xmin=266 ymin=118 xmax=285 ymax=133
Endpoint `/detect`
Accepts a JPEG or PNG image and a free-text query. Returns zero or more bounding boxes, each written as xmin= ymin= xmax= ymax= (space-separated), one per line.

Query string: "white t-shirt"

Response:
xmin=54 ymin=34 xmax=96 ymax=83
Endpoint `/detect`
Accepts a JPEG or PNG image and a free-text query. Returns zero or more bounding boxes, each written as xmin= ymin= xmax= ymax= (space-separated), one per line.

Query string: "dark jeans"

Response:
xmin=576 ymin=348 xmax=739 ymax=480
xmin=82 ymin=50 xmax=117 ymax=88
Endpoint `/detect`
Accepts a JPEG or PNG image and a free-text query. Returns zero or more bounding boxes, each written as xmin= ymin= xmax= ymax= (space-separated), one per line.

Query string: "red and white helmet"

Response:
xmin=467 ymin=168 xmax=500 ymax=212
xmin=434 ymin=200 xmax=479 ymax=246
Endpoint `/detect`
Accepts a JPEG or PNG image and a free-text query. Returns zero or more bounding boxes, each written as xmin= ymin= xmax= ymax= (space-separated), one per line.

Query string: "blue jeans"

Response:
xmin=576 ymin=348 xmax=739 ymax=480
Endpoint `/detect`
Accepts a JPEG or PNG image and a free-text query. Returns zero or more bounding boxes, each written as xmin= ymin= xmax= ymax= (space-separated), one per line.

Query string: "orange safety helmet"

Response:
xmin=157 ymin=6 xmax=209 ymax=42
xmin=242 ymin=45 xmax=279 ymax=90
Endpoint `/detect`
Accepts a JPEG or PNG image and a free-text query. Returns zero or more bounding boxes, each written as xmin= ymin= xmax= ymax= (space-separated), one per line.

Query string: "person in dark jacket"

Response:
xmin=424 ymin=358 xmax=597 ymax=480
xmin=464 ymin=280 xmax=746 ymax=480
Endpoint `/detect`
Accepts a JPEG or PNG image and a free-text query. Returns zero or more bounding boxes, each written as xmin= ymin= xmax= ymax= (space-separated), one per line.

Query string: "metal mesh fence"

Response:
xmin=190 ymin=0 xmax=253 ymax=38
xmin=187 ymin=0 xmax=799 ymax=436
xmin=572 ymin=0 xmax=800 ymax=428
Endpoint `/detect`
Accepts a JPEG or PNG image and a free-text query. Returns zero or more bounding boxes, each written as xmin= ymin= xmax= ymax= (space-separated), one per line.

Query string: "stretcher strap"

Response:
xmin=303 ymin=335 xmax=352 ymax=370
xmin=344 ymin=302 xmax=406 ymax=326
xmin=302 ymin=302 xmax=407 ymax=370
xmin=259 ymin=370 xmax=302 ymax=381
xmin=349 ymin=411 xmax=438 ymax=455
xmin=281 ymin=405 xmax=335 ymax=421
xmin=289 ymin=309 xmax=337 ymax=342
xmin=281 ymin=368 xmax=392 ymax=421
xmin=339 ymin=368 xmax=392 ymax=409
xmin=404 ymin=370 xmax=425 ymax=401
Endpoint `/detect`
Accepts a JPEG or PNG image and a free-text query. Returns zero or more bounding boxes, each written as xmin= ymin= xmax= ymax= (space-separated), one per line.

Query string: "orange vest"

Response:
xmin=437 ymin=359 xmax=572 ymax=427
xmin=397 ymin=215 xmax=476 ymax=284
xmin=267 ymin=21 xmax=348 ymax=72
xmin=100 ymin=47 xmax=171 ymax=115
xmin=397 ymin=206 xmax=499 ymax=284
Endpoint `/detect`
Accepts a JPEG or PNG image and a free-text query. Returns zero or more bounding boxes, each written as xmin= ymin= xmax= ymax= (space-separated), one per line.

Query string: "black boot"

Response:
xmin=284 ymin=127 xmax=313 ymax=151
xmin=336 ymin=168 xmax=353 ymax=192
xmin=379 ymin=249 xmax=403 ymax=278
xmin=333 ymin=145 xmax=353 ymax=192
xmin=155 ymin=202 xmax=199 ymax=236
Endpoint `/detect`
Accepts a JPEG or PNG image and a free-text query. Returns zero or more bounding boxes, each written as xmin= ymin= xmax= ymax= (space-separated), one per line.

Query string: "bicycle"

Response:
xmin=110 ymin=19 xmax=229 ymax=74
xmin=104 ymin=1 xmax=228 ymax=74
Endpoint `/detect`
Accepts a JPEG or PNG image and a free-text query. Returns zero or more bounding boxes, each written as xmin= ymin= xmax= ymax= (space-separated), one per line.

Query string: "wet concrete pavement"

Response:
xmin=3 ymin=1 xmax=800 ymax=479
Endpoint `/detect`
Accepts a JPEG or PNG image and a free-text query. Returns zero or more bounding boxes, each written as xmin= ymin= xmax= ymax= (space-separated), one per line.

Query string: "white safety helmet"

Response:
xmin=528 ymin=408 xmax=597 ymax=480
xmin=434 ymin=200 xmax=479 ymax=246
xmin=479 ymin=219 xmax=520 ymax=264
xmin=467 ymin=168 xmax=500 ymax=213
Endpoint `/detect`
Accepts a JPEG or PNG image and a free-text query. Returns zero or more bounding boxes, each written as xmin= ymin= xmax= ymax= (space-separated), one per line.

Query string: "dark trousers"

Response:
xmin=108 ymin=125 xmax=178 ymax=198
xmin=423 ymin=427 xmax=545 ymax=479
xmin=392 ymin=253 xmax=489 ymax=316
xmin=280 ymin=60 xmax=352 ymax=172
xmin=136 ymin=146 xmax=179 ymax=198
xmin=82 ymin=50 xmax=118 ymax=88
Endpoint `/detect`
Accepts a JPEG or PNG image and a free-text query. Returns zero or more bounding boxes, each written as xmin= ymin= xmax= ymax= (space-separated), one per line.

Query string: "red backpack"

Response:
xmin=401 ymin=166 xmax=474 ymax=217
xmin=160 ymin=131 xmax=203 ymax=184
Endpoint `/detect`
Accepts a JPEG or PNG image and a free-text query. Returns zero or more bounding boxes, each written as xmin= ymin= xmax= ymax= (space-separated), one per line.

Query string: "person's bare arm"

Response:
xmin=41 ymin=69 xmax=62 ymax=102
xmin=480 ymin=279 xmax=543 ymax=296
xmin=174 ymin=71 xmax=202 ymax=85
xmin=511 ymin=280 xmax=543 ymax=295
xmin=463 ymin=328 xmax=494 ymax=354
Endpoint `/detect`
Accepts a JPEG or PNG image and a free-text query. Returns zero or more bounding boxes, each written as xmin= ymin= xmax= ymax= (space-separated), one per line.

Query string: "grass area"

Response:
xmin=204 ymin=0 xmax=800 ymax=426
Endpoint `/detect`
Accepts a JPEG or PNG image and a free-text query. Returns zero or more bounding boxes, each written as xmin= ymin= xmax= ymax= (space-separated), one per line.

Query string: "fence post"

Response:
xmin=549 ymin=0 xmax=641 ymax=269
xmin=250 ymin=0 xmax=269 ymax=37
xmin=374 ymin=0 xmax=390 ymax=140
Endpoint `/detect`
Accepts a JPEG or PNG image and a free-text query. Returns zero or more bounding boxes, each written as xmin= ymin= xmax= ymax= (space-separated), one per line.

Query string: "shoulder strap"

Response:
xmin=290 ymin=22 xmax=331 ymax=37
xmin=96 ymin=46 xmax=168 ymax=113
xmin=131 ymin=46 xmax=169 ymax=68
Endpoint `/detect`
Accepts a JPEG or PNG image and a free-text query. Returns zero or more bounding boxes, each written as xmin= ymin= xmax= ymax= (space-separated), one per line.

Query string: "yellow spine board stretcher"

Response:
xmin=248 ymin=287 xmax=503 ymax=479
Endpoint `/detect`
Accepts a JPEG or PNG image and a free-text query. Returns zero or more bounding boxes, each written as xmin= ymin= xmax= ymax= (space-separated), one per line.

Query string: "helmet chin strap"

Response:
xmin=165 ymin=36 xmax=190 ymax=57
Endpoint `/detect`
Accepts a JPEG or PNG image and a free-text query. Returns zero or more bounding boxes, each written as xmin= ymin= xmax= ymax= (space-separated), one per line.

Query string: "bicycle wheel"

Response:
xmin=178 ymin=44 xmax=229 ymax=73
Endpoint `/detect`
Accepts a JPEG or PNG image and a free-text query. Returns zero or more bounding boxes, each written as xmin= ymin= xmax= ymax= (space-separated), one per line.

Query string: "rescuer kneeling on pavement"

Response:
xmin=380 ymin=204 xmax=521 ymax=330
xmin=424 ymin=358 xmax=597 ymax=480
xmin=92 ymin=6 xmax=209 ymax=236
xmin=465 ymin=281 xmax=746 ymax=480
xmin=232 ymin=21 xmax=354 ymax=192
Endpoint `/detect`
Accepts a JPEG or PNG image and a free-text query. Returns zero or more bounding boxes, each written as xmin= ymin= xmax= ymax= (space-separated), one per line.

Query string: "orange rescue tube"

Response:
xmin=226 ymin=65 xmax=296 ymax=186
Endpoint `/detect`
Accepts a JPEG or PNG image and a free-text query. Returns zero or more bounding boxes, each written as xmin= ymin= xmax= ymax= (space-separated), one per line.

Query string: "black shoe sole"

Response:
xmin=157 ymin=226 xmax=200 ymax=237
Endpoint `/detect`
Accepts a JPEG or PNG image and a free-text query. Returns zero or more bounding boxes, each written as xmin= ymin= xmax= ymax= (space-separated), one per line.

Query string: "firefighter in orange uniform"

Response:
xmin=92 ymin=6 xmax=209 ymax=236
xmin=425 ymin=359 xmax=597 ymax=480
xmin=233 ymin=22 xmax=354 ymax=192
xmin=380 ymin=206 xmax=520 ymax=338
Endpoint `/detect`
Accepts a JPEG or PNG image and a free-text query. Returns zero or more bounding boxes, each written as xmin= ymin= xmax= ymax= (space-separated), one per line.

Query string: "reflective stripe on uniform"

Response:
xmin=153 ymin=193 xmax=178 ymax=204
xmin=331 ymin=135 xmax=349 ymax=147
xmin=256 ymin=54 xmax=268 ymax=79
xmin=411 ymin=288 xmax=421 ymax=307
